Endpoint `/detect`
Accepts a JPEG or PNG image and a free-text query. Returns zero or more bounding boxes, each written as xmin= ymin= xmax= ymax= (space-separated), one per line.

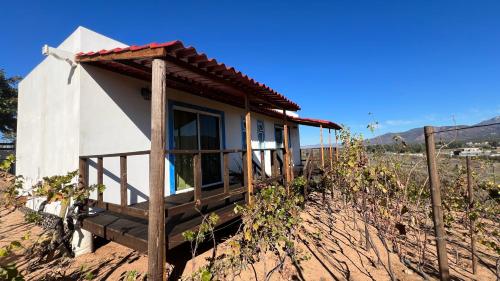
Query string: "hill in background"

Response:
xmin=302 ymin=116 xmax=500 ymax=148
xmin=367 ymin=116 xmax=499 ymax=145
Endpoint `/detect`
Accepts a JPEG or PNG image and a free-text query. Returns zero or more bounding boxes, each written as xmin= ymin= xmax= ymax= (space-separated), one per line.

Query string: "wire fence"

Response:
xmin=423 ymin=123 xmax=499 ymax=280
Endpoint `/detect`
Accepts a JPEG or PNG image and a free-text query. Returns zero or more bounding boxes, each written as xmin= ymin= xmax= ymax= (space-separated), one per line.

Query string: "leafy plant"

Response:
xmin=0 ymin=154 xmax=15 ymax=172
xmin=227 ymin=185 xmax=306 ymax=281
xmin=182 ymin=212 xmax=219 ymax=281
xmin=0 ymin=263 xmax=24 ymax=281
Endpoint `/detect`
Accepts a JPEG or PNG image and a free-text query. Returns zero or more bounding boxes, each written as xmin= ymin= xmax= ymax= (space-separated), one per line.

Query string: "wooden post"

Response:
xmin=320 ymin=125 xmax=324 ymax=169
xmin=77 ymin=157 xmax=88 ymax=216
xmin=97 ymin=157 xmax=103 ymax=203
xmin=120 ymin=155 xmax=127 ymax=207
xmin=424 ymin=126 xmax=450 ymax=281
xmin=303 ymin=152 xmax=312 ymax=198
xmin=362 ymin=191 xmax=371 ymax=251
xmin=245 ymin=95 xmax=254 ymax=204
xmin=328 ymin=129 xmax=333 ymax=169
xmin=283 ymin=109 xmax=290 ymax=190
xmin=335 ymin=130 xmax=339 ymax=162
xmin=193 ymin=153 xmax=202 ymax=204
xmin=466 ymin=156 xmax=477 ymax=275
xmin=260 ymin=150 xmax=266 ymax=180
xmin=148 ymin=59 xmax=167 ymax=281
xmin=223 ymin=152 xmax=230 ymax=195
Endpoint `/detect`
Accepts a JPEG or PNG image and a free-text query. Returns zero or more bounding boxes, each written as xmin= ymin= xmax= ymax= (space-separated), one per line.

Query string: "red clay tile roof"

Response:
xmin=291 ymin=116 xmax=342 ymax=130
xmin=76 ymin=41 xmax=301 ymax=111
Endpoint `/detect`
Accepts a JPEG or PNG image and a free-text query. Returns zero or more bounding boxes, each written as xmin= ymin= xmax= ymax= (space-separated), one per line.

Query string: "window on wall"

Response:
xmin=241 ymin=117 xmax=246 ymax=148
xmin=274 ymin=124 xmax=291 ymax=148
xmin=274 ymin=125 xmax=283 ymax=147
xmin=257 ymin=120 xmax=265 ymax=147
xmin=173 ymin=107 xmax=222 ymax=191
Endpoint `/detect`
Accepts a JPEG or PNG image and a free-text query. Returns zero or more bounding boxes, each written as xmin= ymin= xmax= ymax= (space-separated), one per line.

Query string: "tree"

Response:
xmin=0 ymin=69 xmax=21 ymax=140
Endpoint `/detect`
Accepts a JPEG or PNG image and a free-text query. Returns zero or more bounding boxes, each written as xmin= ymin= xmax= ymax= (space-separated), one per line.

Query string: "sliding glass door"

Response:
xmin=172 ymin=108 xmax=222 ymax=192
xmin=199 ymin=114 xmax=222 ymax=186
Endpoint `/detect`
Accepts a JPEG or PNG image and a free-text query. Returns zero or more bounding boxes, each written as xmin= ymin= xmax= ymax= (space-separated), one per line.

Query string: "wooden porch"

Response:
xmin=79 ymin=148 xmax=287 ymax=253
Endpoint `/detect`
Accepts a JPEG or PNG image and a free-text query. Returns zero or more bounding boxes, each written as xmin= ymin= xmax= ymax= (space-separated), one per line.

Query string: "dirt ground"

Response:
xmin=1 ymin=197 xmax=498 ymax=280
xmin=0 ymin=171 xmax=498 ymax=280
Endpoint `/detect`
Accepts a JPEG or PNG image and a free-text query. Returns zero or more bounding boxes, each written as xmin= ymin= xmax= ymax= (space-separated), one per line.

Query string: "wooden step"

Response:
xmin=82 ymin=199 xmax=244 ymax=253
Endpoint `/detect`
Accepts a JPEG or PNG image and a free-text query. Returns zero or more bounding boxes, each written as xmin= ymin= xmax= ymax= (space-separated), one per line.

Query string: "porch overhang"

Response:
xmin=252 ymin=107 xmax=342 ymax=130
xmin=290 ymin=116 xmax=342 ymax=130
xmin=75 ymin=41 xmax=300 ymax=111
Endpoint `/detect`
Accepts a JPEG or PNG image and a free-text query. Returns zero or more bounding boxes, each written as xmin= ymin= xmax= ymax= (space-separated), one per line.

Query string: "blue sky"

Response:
xmin=1 ymin=0 xmax=499 ymax=145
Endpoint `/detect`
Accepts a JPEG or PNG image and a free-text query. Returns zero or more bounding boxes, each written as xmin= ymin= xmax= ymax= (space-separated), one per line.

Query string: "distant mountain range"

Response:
xmin=302 ymin=116 xmax=500 ymax=148
xmin=367 ymin=116 xmax=500 ymax=145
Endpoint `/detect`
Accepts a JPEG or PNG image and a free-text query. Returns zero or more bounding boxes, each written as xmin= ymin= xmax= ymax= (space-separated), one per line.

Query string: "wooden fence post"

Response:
xmin=335 ymin=129 xmax=339 ymax=162
xmin=320 ymin=125 xmax=324 ymax=169
xmin=283 ymin=109 xmax=290 ymax=191
xmin=148 ymin=58 xmax=167 ymax=281
xmin=466 ymin=156 xmax=477 ymax=275
xmin=328 ymin=128 xmax=333 ymax=169
xmin=424 ymin=126 xmax=450 ymax=281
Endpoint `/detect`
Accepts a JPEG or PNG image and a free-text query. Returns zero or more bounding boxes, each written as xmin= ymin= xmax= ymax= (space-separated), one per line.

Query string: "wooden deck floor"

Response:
xmin=82 ymin=186 xmax=245 ymax=252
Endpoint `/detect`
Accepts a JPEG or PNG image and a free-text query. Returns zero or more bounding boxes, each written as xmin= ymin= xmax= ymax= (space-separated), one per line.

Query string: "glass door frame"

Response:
xmin=168 ymin=100 xmax=226 ymax=195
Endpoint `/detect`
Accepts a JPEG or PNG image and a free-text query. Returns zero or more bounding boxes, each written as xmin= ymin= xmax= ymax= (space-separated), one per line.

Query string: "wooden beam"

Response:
xmin=76 ymin=47 xmax=167 ymax=62
xmin=320 ymin=125 xmax=324 ymax=169
xmin=283 ymin=109 xmax=290 ymax=190
xmin=120 ymin=156 xmax=127 ymax=207
xmin=245 ymin=95 xmax=254 ymax=205
xmin=148 ymin=59 xmax=167 ymax=281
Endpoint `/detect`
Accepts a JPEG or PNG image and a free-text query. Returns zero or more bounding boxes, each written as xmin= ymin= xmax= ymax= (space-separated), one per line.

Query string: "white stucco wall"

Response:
xmin=16 ymin=51 xmax=81 ymax=190
xmin=16 ymin=26 xmax=129 ymax=200
xmin=17 ymin=26 xmax=303 ymax=208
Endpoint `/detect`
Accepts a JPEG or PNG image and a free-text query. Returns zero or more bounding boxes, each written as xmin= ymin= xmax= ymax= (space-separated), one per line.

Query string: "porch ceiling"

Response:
xmin=75 ymin=41 xmax=300 ymax=111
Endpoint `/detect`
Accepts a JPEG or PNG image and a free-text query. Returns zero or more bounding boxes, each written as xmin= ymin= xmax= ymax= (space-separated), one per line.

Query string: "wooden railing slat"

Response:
xmin=223 ymin=152 xmax=229 ymax=195
xmin=260 ymin=150 xmax=266 ymax=180
xmin=79 ymin=158 xmax=88 ymax=190
xmin=193 ymin=153 xmax=202 ymax=204
xmin=120 ymin=156 xmax=127 ymax=207
xmin=97 ymin=157 xmax=103 ymax=203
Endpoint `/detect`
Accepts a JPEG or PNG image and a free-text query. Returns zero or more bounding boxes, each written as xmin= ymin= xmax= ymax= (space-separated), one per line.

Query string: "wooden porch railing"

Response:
xmin=300 ymin=147 xmax=339 ymax=167
xmin=80 ymin=147 xmax=287 ymax=220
